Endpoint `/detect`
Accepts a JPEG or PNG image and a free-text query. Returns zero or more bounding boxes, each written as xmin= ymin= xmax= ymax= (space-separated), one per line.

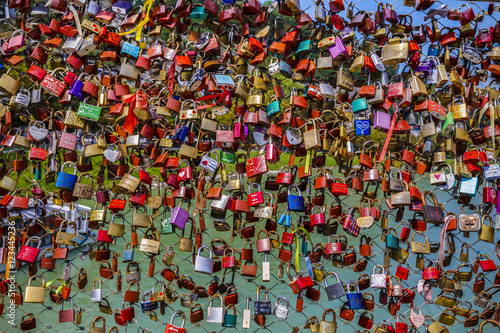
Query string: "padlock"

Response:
xmin=194 ymin=245 xmax=214 ymax=274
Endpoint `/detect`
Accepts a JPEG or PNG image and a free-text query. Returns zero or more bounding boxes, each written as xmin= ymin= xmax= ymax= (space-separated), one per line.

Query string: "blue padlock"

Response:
xmin=287 ymin=185 xmax=305 ymax=212
xmin=427 ymin=44 xmax=439 ymax=57
xmin=355 ymin=119 xmax=371 ymax=136
xmin=55 ymin=162 xmax=78 ymax=190
xmin=121 ymin=41 xmax=140 ymax=59
xmin=346 ymin=281 xmax=364 ymax=309
xmin=279 ymin=60 xmax=292 ymax=78
xmin=71 ymin=233 xmax=88 ymax=246
xmin=352 ymin=97 xmax=368 ymax=113
xmin=122 ymin=243 xmax=134 ymax=262
xmin=112 ymin=0 xmax=133 ymax=14
xmin=140 ymin=291 xmax=159 ymax=313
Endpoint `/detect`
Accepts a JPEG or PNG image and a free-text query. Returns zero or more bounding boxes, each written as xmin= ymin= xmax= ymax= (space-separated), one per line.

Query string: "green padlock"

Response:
xmin=160 ymin=208 xmax=173 ymax=234
xmin=220 ymin=151 xmax=236 ymax=164
xmin=77 ymin=102 xmax=102 ymax=122
xmin=223 ymin=305 xmax=237 ymax=328
xmin=441 ymin=111 xmax=454 ymax=137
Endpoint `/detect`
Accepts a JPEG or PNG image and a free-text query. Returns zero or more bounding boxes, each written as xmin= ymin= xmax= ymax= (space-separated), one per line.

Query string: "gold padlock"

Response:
xmin=449 ymin=96 xmax=468 ymax=121
xmin=133 ymin=206 xmax=150 ymax=228
xmin=118 ymin=167 xmax=141 ymax=192
xmin=336 ymin=63 xmax=354 ymax=91
xmin=381 ymin=37 xmax=409 ymax=65
xmin=0 ymin=68 xmax=21 ymax=95
xmin=303 ymin=119 xmax=321 ymax=150
xmin=247 ymin=88 xmax=263 ymax=106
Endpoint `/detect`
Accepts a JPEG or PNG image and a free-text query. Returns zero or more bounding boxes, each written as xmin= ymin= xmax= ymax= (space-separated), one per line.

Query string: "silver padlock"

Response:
xmin=268 ymin=57 xmax=280 ymax=76
xmin=31 ymin=85 xmax=42 ymax=104
xmin=14 ymin=89 xmax=30 ymax=108
xmin=371 ymin=51 xmax=386 ymax=72
xmin=78 ymin=211 xmax=89 ymax=234
xmin=273 ymin=297 xmax=289 ymax=320
xmin=262 ymin=253 xmax=270 ymax=282
xmin=90 ymin=278 xmax=103 ymax=302
xmin=437 ymin=165 xmax=456 ymax=191
xmin=194 ymin=245 xmax=214 ymax=274
xmin=62 ymin=36 xmax=84 ymax=53
xmin=77 ymin=35 xmax=97 ymax=57
xmin=86 ymin=0 xmax=102 ymax=16
xmin=242 ymin=297 xmax=251 ymax=329
xmin=286 ymin=127 xmax=302 ymax=145
xmin=207 ymin=294 xmax=224 ymax=323
xmin=63 ymin=261 xmax=72 ymax=280
xmin=211 ymin=194 xmax=229 ymax=211
xmin=198 ymin=150 xmax=218 ymax=174
xmin=319 ymin=81 xmax=335 ymax=98
xmin=126 ymin=262 xmax=141 ymax=283
xmin=324 ymin=271 xmax=346 ymax=300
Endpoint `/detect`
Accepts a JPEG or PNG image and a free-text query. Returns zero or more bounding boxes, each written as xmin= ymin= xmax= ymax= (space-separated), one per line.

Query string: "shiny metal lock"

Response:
xmin=324 ymin=272 xmax=345 ymax=300
xmin=90 ymin=279 xmax=103 ymax=302
xmin=370 ymin=265 xmax=387 ymax=289
xmin=198 ymin=150 xmax=218 ymax=174
xmin=273 ymin=297 xmax=289 ymax=320
xmin=207 ymin=295 xmax=224 ymax=323
xmin=286 ymin=127 xmax=302 ymax=145
xmin=62 ymin=36 xmax=84 ymax=53
xmin=194 ymin=246 xmax=214 ymax=274
xmin=77 ymin=35 xmax=97 ymax=57
xmin=15 ymin=89 xmax=30 ymax=108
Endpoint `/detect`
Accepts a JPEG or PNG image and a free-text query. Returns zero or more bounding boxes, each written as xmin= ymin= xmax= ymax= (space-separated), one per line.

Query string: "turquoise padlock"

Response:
xmin=297 ymin=40 xmax=311 ymax=55
xmin=191 ymin=4 xmax=206 ymax=19
xmin=120 ymin=41 xmax=140 ymax=59
xmin=352 ymin=97 xmax=368 ymax=113
xmin=267 ymin=96 xmax=280 ymax=117
xmin=223 ymin=305 xmax=237 ymax=327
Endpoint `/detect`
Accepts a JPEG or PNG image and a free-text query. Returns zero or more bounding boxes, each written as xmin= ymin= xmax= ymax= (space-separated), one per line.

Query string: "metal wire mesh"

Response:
xmin=1 ymin=0 xmax=500 ymax=332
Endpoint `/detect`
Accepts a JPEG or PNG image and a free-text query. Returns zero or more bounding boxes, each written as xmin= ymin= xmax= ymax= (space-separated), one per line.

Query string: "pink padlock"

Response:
xmin=483 ymin=181 xmax=497 ymax=204
xmin=59 ymin=131 xmax=78 ymax=150
xmin=266 ymin=140 xmax=277 ymax=164
xmin=233 ymin=121 xmax=245 ymax=142
xmin=6 ymin=30 xmax=25 ymax=53
xmin=248 ymin=183 xmax=264 ymax=207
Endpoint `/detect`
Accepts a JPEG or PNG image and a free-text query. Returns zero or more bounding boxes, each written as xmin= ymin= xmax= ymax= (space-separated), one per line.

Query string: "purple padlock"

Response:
xmin=170 ymin=206 xmax=189 ymax=229
xmin=69 ymin=79 xmax=85 ymax=100
xmin=496 ymin=191 xmax=500 ymax=214
xmin=373 ymin=111 xmax=392 ymax=132
xmin=328 ymin=37 xmax=347 ymax=60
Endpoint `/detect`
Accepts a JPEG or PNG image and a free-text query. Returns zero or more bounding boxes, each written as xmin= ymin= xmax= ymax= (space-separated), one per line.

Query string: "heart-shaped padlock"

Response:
xmin=103 ymin=144 xmax=122 ymax=163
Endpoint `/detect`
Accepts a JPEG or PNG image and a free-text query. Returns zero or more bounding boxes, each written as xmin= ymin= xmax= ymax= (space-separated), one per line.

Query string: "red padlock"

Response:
xmin=483 ymin=181 xmax=497 ymax=204
xmin=395 ymin=263 xmax=410 ymax=281
xmin=400 ymin=220 xmax=411 ymax=240
xmin=325 ymin=235 xmax=342 ymax=255
xmin=310 ymin=206 xmax=325 ymax=226
xmin=422 ymin=261 xmax=439 ymax=280
xmin=247 ymin=183 xmax=264 ymax=207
